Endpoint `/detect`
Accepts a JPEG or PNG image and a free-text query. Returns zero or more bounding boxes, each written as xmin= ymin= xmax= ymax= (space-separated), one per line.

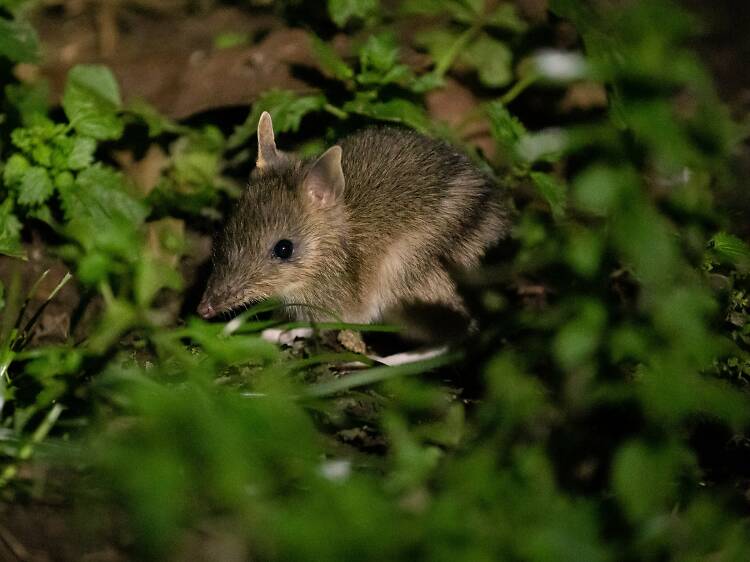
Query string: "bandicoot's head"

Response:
xmin=198 ymin=112 xmax=347 ymax=319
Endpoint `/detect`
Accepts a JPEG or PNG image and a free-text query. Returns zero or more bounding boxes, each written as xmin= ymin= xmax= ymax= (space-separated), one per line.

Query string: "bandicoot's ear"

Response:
xmin=256 ymin=111 xmax=286 ymax=169
xmin=303 ymin=146 xmax=345 ymax=207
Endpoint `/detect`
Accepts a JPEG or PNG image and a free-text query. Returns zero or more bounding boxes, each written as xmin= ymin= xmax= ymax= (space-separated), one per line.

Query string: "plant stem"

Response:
xmin=499 ymin=73 xmax=538 ymax=105
xmin=303 ymin=351 xmax=462 ymax=398
xmin=435 ymin=24 xmax=481 ymax=79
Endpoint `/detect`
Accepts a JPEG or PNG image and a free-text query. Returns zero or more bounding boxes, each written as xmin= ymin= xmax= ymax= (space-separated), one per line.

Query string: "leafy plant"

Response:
xmin=406 ymin=0 xmax=527 ymax=88
xmin=0 ymin=1 xmax=749 ymax=561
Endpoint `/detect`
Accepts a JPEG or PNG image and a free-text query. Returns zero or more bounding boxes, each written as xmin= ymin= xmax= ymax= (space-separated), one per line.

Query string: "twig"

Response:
xmin=0 ymin=524 xmax=30 ymax=561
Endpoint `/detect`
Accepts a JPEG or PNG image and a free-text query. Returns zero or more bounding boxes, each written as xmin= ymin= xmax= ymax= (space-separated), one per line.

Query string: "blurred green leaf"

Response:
xmin=486 ymin=100 xmax=527 ymax=153
xmin=573 ymin=165 xmax=635 ymax=215
xmin=228 ymin=90 xmax=327 ymax=150
xmin=0 ymin=199 xmax=24 ymax=259
xmin=357 ymin=32 xmax=414 ymax=87
xmin=328 ymin=0 xmax=379 ymax=27
xmin=5 ymin=81 xmax=49 ymax=126
xmin=530 ymin=171 xmax=566 ymax=218
xmin=461 ymin=35 xmax=513 ymax=88
xmin=612 ymin=440 xmax=691 ymax=521
xmin=486 ymin=3 xmax=528 ymax=32
xmin=311 ymin=35 xmax=354 ymax=81
xmin=0 ymin=16 xmax=39 ymax=63
xmin=342 ymin=95 xmax=430 ymax=132
xmin=213 ymin=31 xmax=250 ymax=49
xmin=62 ymin=65 xmax=124 ymax=140
xmin=125 ymin=100 xmax=189 ymax=137
xmin=414 ymin=28 xmax=460 ymax=68
xmin=553 ymin=299 xmax=607 ymax=370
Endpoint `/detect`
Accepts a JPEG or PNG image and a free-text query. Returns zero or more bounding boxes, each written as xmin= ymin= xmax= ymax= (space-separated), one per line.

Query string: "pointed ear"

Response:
xmin=303 ymin=146 xmax=345 ymax=207
xmin=256 ymin=111 xmax=286 ymax=169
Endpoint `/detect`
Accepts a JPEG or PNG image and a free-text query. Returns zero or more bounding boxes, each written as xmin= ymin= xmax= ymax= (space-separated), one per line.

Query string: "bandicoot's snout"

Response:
xmin=197 ymin=298 xmax=216 ymax=319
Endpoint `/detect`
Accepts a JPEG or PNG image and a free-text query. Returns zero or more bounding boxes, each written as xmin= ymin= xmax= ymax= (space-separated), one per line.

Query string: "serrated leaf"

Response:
xmin=0 ymin=17 xmax=39 ymax=63
xmin=0 ymin=198 xmax=24 ymax=259
xmin=62 ymin=65 xmax=124 ymax=140
xmin=59 ymin=164 xmax=148 ymax=233
xmin=67 ymin=136 xmax=97 ymax=170
xmin=530 ymin=171 xmax=567 ymax=218
xmin=3 ymin=153 xmax=30 ymax=186
xmin=462 ymin=35 xmax=513 ymax=88
xmin=357 ymin=33 xmax=415 ymax=87
xmin=486 ymin=101 xmax=526 ymax=152
xmin=327 ymin=0 xmax=379 ymax=28
xmin=227 ymin=91 xmax=327 ymax=150
xmin=359 ymin=33 xmax=399 ymax=72
xmin=311 ymin=35 xmax=354 ymax=81
xmin=18 ymin=166 xmax=54 ymax=206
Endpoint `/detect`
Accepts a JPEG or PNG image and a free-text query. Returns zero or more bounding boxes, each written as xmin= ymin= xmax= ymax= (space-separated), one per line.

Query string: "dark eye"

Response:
xmin=273 ymin=239 xmax=294 ymax=260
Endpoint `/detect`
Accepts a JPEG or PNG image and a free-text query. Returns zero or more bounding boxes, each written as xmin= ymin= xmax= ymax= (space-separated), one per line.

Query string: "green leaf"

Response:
xmin=67 ymin=136 xmax=97 ymax=170
xmin=359 ymin=33 xmax=400 ymax=73
xmin=566 ymin=228 xmax=604 ymax=278
xmin=17 ymin=166 xmax=54 ymax=206
xmin=400 ymin=0 xmax=446 ymax=16
xmin=3 ymin=153 xmax=30 ymax=186
xmin=213 ymin=31 xmax=250 ymax=50
xmin=414 ymin=28 xmax=461 ymax=68
xmin=5 ymin=81 xmax=50 ymax=127
xmin=0 ymin=198 xmax=24 ymax=259
xmin=135 ymin=256 xmax=183 ymax=308
xmin=311 ymin=35 xmax=354 ymax=81
xmin=327 ymin=0 xmax=379 ymax=28
xmin=612 ymin=441 xmax=691 ymax=521
xmin=573 ymin=165 xmax=635 ymax=215
xmin=486 ymin=100 xmax=527 ymax=152
xmin=227 ymin=90 xmax=327 ymax=150
xmin=461 ymin=35 xmax=513 ymax=88
xmin=62 ymin=65 xmax=124 ymax=140
xmin=709 ymin=232 xmax=750 ymax=266
xmin=0 ymin=16 xmax=39 ymax=63
xmin=59 ymin=165 xmax=148 ymax=245
xmin=426 ymin=0 xmax=482 ymax=24
xmin=530 ymin=171 xmax=567 ymax=219
xmin=125 ymin=100 xmax=189 ymax=137
xmin=342 ymin=95 xmax=431 ymax=132
xmin=553 ymin=299 xmax=607 ymax=370
xmin=355 ymin=33 xmax=415 ymax=87
xmin=486 ymin=3 xmax=528 ymax=32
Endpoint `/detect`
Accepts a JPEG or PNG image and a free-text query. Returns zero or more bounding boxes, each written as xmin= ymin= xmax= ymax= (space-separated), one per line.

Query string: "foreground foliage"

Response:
xmin=1 ymin=0 xmax=749 ymax=559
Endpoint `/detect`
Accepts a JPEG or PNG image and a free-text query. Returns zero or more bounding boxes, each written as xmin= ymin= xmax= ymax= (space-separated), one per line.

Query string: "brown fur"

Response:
xmin=198 ymin=114 xmax=511 ymax=327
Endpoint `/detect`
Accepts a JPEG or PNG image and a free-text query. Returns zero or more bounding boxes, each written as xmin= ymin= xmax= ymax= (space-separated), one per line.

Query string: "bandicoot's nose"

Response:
xmin=197 ymin=300 xmax=215 ymax=319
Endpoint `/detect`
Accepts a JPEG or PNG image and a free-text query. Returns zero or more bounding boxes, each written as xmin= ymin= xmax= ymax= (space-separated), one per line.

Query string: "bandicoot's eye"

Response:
xmin=273 ymin=239 xmax=294 ymax=260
